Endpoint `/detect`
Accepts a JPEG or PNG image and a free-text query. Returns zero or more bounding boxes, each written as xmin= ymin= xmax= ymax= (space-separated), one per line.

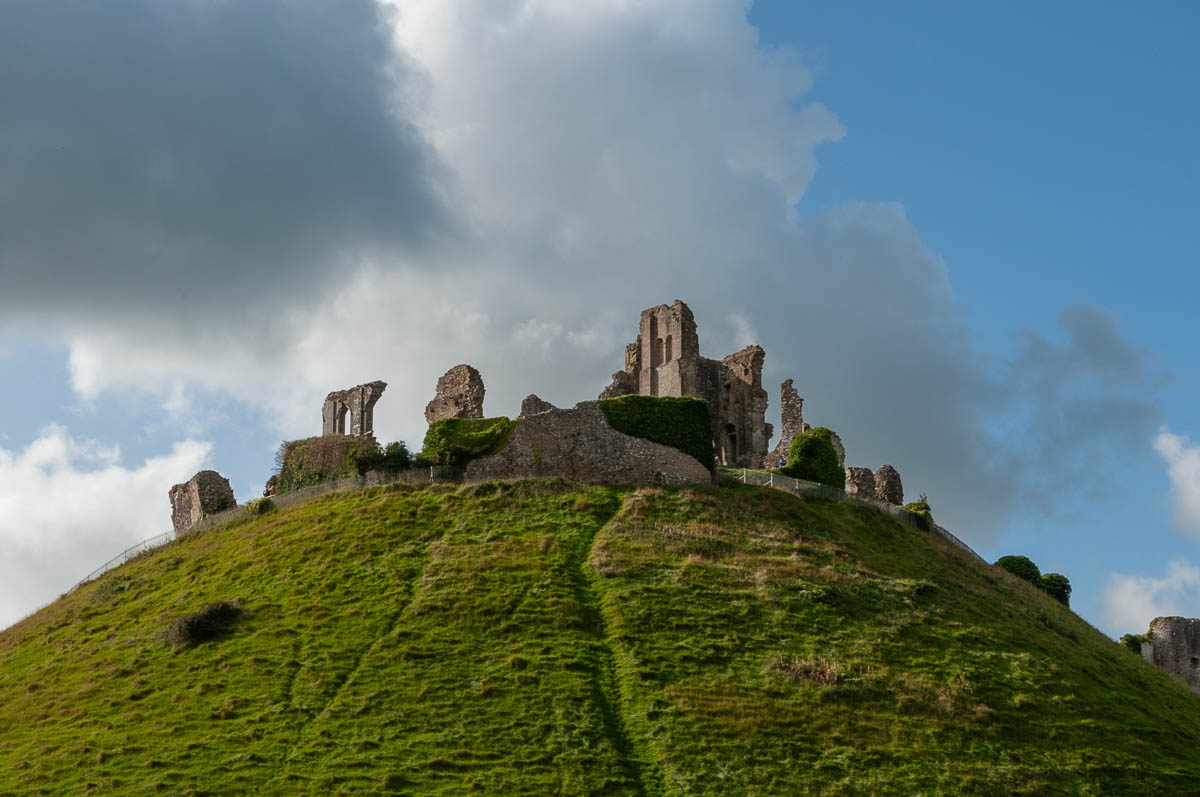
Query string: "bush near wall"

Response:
xmin=1121 ymin=633 xmax=1150 ymax=654
xmin=415 ymin=417 xmax=518 ymax=468
xmin=277 ymin=436 xmax=378 ymax=494
xmin=781 ymin=427 xmax=844 ymax=488
xmin=903 ymin=500 xmax=934 ymax=531
xmin=599 ymin=395 xmax=715 ymax=470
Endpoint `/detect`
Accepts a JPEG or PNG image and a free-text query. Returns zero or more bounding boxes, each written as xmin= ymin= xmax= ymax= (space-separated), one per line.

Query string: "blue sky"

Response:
xmin=1 ymin=0 xmax=1197 ymax=634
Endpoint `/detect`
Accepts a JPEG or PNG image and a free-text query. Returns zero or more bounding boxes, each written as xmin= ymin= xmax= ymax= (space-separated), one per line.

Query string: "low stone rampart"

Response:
xmin=464 ymin=401 xmax=712 ymax=486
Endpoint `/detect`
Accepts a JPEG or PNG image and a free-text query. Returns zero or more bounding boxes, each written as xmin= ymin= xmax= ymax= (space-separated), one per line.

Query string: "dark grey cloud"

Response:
xmin=0 ymin=0 xmax=448 ymax=324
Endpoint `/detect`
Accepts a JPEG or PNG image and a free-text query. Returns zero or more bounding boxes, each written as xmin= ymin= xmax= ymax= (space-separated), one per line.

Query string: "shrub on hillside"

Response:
xmin=1121 ymin=633 xmax=1150 ymax=654
xmin=994 ymin=555 xmax=1042 ymax=586
xmin=383 ymin=442 xmax=411 ymax=471
xmin=781 ymin=427 xmax=844 ymax=488
xmin=1040 ymin=573 xmax=1072 ymax=607
xmin=599 ymin=395 xmax=714 ymax=469
xmin=165 ymin=602 xmax=243 ymax=646
xmin=415 ymin=417 xmax=517 ymax=468
xmin=245 ymin=497 xmax=274 ymax=515
xmin=903 ymin=500 xmax=934 ymax=531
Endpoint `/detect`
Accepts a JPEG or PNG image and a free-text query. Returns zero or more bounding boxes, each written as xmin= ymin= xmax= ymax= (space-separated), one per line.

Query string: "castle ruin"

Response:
xmin=600 ymin=301 xmax=771 ymax=468
xmin=321 ymin=381 xmax=387 ymax=437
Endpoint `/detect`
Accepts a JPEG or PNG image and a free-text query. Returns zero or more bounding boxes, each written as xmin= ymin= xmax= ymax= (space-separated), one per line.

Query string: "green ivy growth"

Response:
xmin=903 ymin=500 xmax=933 ymax=531
xmin=276 ymin=435 xmax=380 ymax=494
xmin=1120 ymin=633 xmax=1151 ymax=654
xmin=415 ymin=417 xmax=518 ymax=468
xmin=781 ymin=427 xmax=844 ymax=488
xmin=598 ymin=395 xmax=715 ymax=470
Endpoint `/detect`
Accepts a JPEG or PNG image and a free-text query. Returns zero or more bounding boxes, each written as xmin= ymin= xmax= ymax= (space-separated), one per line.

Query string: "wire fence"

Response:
xmin=718 ymin=467 xmax=985 ymax=563
xmin=2 ymin=467 xmax=465 ymax=631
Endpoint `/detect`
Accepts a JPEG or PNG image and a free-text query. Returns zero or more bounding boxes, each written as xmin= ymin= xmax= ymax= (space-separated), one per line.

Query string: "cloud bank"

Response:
xmin=0 ymin=427 xmax=210 ymax=628
xmin=0 ymin=0 xmax=1168 ymax=551
xmin=1155 ymin=429 xmax=1200 ymax=538
xmin=1101 ymin=559 xmax=1200 ymax=636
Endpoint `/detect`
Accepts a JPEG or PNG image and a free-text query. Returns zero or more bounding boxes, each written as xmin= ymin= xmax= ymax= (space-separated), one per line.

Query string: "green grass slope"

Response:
xmin=2 ymin=480 xmax=1198 ymax=795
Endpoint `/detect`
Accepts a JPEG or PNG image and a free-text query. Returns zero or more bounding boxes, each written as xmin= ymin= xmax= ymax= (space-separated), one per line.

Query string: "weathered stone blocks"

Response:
xmin=845 ymin=467 xmax=876 ymax=499
xmin=169 ymin=470 xmax=235 ymax=535
xmin=321 ymin=381 xmax=386 ymax=437
xmin=425 ymin=365 xmax=485 ymax=424
xmin=519 ymin=394 xmax=557 ymax=417
xmin=1143 ymin=616 xmax=1200 ymax=692
xmin=464 ymin=401 xmax=712 ymax=486
xmin=874 ymin=464 xmax=903 ymax=505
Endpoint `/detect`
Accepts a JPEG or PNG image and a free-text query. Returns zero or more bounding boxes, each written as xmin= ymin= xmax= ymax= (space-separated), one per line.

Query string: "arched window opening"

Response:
xmin=723 ymin=423 xmax=738 ymax=466
xmin=336 ymin=404 xmax=348 ymax=435
xmin=656 ymin=338 xmax=665 ymax=367
xmin=664 ymin=335 xmax=673 ymax=362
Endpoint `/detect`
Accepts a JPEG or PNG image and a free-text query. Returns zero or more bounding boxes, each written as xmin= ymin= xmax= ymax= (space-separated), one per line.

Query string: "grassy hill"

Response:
xmin=2 ymin=479 xmax=1199 ymax=794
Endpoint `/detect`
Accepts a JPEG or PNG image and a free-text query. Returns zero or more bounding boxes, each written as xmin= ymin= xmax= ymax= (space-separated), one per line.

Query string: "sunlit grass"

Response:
xmin=1 ymin=478 xmax=1197 ymax=794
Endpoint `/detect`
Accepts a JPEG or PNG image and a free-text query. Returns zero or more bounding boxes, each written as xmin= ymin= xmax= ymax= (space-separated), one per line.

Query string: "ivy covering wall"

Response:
xmin=599 ymin=395 xmax=714 ymax=469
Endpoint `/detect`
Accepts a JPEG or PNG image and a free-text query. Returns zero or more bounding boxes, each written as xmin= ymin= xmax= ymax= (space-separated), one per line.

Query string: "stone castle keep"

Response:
xmin=601 ymin=301 xmax=770 ymax=468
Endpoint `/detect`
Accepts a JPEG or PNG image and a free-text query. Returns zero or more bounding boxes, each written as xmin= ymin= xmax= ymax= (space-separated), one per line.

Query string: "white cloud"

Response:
xmin=1155 ymin=428 xmax=1200 ymax=537
xmin=0 ymin=427 xmax=210 ymax=629
xmin=0 ymin=0 xmax=1167 ymax=553
xmin=1101 ymin=559 xmax=1200 ymax=636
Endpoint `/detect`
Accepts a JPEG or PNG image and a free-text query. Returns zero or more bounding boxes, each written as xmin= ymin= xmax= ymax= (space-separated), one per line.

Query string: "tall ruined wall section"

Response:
xmin=1142 ymin=616 xmax=1200 ymax=692
xmin=600 ymin=300 xmax=770 ymax=468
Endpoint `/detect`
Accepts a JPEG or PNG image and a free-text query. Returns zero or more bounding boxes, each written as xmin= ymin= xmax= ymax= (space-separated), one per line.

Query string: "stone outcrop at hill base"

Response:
xmin=464 ymin=401 xmax=712 ymax=486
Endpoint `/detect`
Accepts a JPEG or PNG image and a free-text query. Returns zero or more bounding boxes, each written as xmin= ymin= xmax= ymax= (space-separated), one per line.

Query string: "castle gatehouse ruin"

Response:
xmin=321 ymin=381 xmax=387 ymax=437
xmin=601 ymin=300 xmax=771 ymax=468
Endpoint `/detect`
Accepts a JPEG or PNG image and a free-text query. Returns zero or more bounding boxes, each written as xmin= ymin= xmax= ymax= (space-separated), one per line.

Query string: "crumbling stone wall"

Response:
xmin=464 ymin=401 xmax=712 ymax=486
xmin=519 ymin=394 xmax=556 ymax=417
xmin=1142 ymin=616 xmax=1200 ymax=692
xmin=845 ymin=467 xmax=876 ymax=499
xmin=599 ymin=300 xmax=770 ymax=468
xmin=425 ymin=365 xmax=485 ymax=424
xmin=169 ymin=470 xmax=235 ymax=535
xmin=321 ymin=381 xmax=387 ymax=437
xmin=767 ymin=379 xmax=804 ymax=466
xmin=874 ymin=465 xmax=904 ymax=505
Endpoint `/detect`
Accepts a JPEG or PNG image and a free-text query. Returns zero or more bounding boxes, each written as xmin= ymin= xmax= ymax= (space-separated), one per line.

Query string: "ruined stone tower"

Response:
xmin=321 ymin=381 xmax=387 ymax=437
xmin=601 ymin=300 xmax=771 ymax=468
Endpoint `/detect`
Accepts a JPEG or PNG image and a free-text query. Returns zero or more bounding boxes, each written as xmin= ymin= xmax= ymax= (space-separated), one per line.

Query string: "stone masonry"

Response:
xmin=465 ymin=401 xmax=712 ymax=486
xmin=321 ymin=381 xmax=387 ymax=437
xmin=1141 ymin=617 xmax=1200 ymax=692
xmin=600 ymin=300 xmax=771 ymax=468
xmin=169 ymin=470 xmax=235 ymax=535
xmin=519 ymin=394 xmax=557 ymax=417
xmin=874 ymin=465 xmax=904 ymax=506
xmin=425 ymin=365 xmax=485 ymax=424
xmin=767 ymin=379 xmax=805 ymax=466
xmin=845 ymin=467 xmax=876 ymax=500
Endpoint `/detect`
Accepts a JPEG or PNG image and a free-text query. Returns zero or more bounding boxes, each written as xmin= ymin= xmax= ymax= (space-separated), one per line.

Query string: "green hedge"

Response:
xmin=599 ymin=395 xmax=714 ymax=470
xmin=415 ymin=417 xmax=518 ymax=468
xmin=781 ymin=427 xmax=844 ymax=488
